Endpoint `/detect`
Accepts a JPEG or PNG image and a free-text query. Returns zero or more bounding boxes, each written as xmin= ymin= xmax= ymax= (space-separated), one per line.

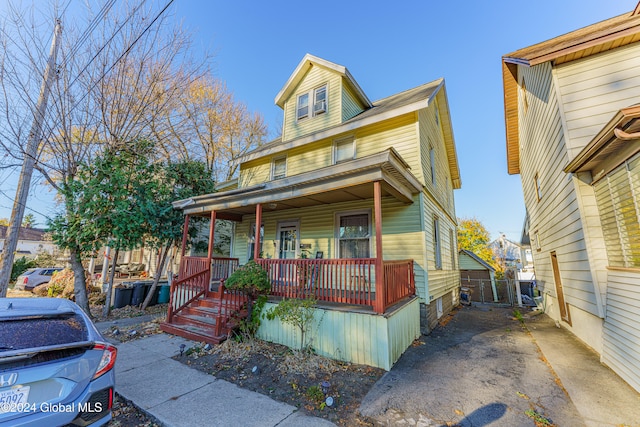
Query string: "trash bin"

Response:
xmin=114 ymin=286 xmax=133 ymax=308
xmin=131 ymin=282 xmax=148 ymax=306
xmin=158 ymin=284 xmax=170 ymax=304
xmin=146 ymin=284 xmax=159 ymax=307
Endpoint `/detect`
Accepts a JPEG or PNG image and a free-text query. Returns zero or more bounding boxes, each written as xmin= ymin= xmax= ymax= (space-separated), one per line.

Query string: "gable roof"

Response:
xmin=237 ymin=78 xmax=462 ymax=189
xmin=274 ymin=54 xmax=372 ymax=109
xmin=459 ymin=249 xmax=495 ymax=272
xmin=0 ymin=226 xmax=47 ymax=241
xmin=502 ymin=5 xmax=640 ymax=175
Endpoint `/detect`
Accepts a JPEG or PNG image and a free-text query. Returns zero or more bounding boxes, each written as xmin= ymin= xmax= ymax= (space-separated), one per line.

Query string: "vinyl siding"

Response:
xmin=418 ymin=107 xmax=455 ymax=216
xmin=422 ymin=190 xmax=459 ymax=301
xmin=518 ymin=62 xmax=599 ymax=316
xmin=602 ymin=270 xmax=640 ymax=392
xmin=342 ymin=84 xmax=365 ymax=121
xmin=231 ymin=197 xmax=426 ymax=290
xmin=258 ymin=298 xmax=420 ymax=370
xmin=459 ymin=252 xmax=489 ymax=271
xmin=239 ymin=114 xmax=420 ymax=187
xmin=282 ymin=66 xmax=342 ymax=142
xmin=555 ymin=42 xmax=640 ymax=159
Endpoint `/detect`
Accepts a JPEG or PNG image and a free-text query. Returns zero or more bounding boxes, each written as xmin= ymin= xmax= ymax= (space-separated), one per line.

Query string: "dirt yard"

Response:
xmin=173 ymin=338 xmax=386 ymax=426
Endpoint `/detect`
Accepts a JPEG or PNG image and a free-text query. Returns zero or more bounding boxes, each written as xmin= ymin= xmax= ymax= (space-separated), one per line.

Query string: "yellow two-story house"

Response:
xmin=162 ymin=54 xmax=461 ymax=369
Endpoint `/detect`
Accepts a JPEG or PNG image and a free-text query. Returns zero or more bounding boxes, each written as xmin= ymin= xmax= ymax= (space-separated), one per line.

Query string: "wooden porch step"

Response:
xmin=160 ymin=322 xmax=228 ymax=345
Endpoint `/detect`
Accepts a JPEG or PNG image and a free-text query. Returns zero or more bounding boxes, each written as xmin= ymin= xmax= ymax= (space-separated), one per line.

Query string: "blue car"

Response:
xmin=0 ymin=298 xmax=117 ymax=426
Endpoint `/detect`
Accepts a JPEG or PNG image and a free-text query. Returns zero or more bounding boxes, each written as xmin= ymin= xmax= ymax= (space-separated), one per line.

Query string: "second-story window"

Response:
xmin=334 ymin=136 xmax=354 ymax=163
xmin=272 ymin=156 xmax=287 ymax=180
xmin=297 ymin=84 xmax=327 ymax=121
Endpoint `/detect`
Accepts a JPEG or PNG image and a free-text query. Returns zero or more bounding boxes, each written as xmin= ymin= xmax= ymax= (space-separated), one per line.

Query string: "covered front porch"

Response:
xmin=162 ymin=149 xmax=422 ymax=350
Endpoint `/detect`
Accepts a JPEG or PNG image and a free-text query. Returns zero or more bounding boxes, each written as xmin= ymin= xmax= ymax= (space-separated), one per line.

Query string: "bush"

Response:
xmin=10 ymin=257 xmax=35 ymax=282
xmin=266 ymin=296 xmax=318 ymax=351
xmin=224 ymin=261 xmax=271 ymax=298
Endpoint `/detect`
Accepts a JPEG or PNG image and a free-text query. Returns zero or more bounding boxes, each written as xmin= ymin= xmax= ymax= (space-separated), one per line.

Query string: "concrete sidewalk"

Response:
xmin=525 ymin=312 xmax=640 ymax=427
xmin=110 ymin=333 xmax=336 ymax=427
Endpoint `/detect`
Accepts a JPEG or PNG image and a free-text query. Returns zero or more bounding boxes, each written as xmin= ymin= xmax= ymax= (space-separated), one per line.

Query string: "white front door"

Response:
xmin=276 ymin=221 xmax=299 ymax=259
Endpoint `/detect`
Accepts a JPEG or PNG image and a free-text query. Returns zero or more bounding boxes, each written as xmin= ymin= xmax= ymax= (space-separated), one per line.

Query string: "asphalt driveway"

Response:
xmin=359 ymin=305 xmax=585 ymax=426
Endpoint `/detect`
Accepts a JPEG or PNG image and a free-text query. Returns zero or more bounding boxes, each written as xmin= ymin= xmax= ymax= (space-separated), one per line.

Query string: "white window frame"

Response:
xmin=272 ymin=156 xmax=287 ymax=180
xmin=313 ymin=85 xmax=327 ymax=115
xmin=333 ymin=136 xmax=355 ymax=164
xmin=436 ymin=297 xmax=443 ymax=319
xmin=433 ymin=216 xmax=442 ymax=269
xmin=248 ymin=222 xmax=264 ymax=260
xmin=297 ymin=93 xmax=309 ymax=120
xmin=430 ymin=145 xmax=436 ymax=187
xmin=296 ymin=84 xmax=328 ymax=122
xmin=335 ymin=209 xmax=372 ymax=259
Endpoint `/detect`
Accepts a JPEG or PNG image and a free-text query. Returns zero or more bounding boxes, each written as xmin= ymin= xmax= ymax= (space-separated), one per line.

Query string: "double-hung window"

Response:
xmin=337 ymin=211 xmax=370 ymax=258
xmin=272 ymin=156 xmax=287 ymax=180
xmin=297 ymin=84 xmax=327 ymax=121
xmin=334 ymin=137 xmax=354 ymax=163
xmin=297 ymin=93 xmax=309 ymax=120
xmin=313 ymin=85 xmax=327 ymax=115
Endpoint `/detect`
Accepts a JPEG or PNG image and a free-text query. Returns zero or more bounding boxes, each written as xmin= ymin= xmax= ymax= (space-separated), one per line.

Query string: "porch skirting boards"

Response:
xmin=257 ymin=297 xmax=420 ymax=370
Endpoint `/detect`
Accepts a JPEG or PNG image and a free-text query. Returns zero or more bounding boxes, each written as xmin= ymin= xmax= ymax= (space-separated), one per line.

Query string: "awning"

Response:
xmin=564 ymin=105 xmax=640 ymax=182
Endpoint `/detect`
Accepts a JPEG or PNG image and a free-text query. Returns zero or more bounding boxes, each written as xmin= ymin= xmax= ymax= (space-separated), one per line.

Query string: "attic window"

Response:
xmin=297 ymin=93 xmax=309 ymax=120
xmin=313 ymin=85 xmax=327 ymax=115
xmin=297 ymin=84 xmax=327 ymax=121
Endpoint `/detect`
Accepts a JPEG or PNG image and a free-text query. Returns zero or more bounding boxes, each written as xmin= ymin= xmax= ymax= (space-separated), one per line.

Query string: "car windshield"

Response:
xmin=0 ymin=314 xmax=88 ymax=351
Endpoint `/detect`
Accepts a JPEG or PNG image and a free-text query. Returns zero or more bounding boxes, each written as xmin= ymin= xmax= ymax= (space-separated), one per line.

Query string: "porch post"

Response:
xmin=374 ymin=181 xmax=385 ymax=314
xmin=180 ymin=214 xmax=190 ymax=258
xmin=207 ymin=211 xmax=217 ymax=261
xmin=254 ymin=203 xmax=262 ymax=260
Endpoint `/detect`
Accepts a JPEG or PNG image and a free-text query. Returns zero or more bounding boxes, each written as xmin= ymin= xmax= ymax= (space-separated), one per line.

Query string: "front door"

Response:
xmin=277 ymin=222 xmax=299 ymax=259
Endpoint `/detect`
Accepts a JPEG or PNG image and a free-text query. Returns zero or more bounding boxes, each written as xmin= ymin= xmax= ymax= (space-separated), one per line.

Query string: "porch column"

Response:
xmin=180 ymin=214 xmax=190 ymax=258
xmin=254 ymin=203 xmax=262 ymax=260
xmin=374 ymin=181 xmax=385 ymax=314
xmin=207 ymin=210 xmax=217 ymax=261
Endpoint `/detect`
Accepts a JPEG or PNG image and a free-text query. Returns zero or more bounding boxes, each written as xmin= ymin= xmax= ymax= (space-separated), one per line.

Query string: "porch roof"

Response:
xmin=174 ymin=148 xmax=423 ymax=219
xmin=564 ymin=104 xmax=640 ymax=181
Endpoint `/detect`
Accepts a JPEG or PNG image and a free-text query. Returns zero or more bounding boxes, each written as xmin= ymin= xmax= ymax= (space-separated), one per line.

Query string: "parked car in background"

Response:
xmin=13 ymin=267 xmax=63 ymax=291
xmin=0 ymin=298 xmax=117 ymax=426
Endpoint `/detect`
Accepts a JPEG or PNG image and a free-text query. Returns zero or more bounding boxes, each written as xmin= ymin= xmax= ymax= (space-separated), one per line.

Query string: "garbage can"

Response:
xmin=145 ymin=284 xmax=159 ymax=307
xmin=114 ymin=286 xmax=133 ymax=308
xmin=131 ymin=282 xmax=148 ymax=306
xmin=157 ymin=284 xmax=170 ymax=304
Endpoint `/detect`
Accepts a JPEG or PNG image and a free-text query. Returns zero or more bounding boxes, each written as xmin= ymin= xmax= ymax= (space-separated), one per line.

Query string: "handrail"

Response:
xmin=382 ymin=259 xmax=415 ymax=311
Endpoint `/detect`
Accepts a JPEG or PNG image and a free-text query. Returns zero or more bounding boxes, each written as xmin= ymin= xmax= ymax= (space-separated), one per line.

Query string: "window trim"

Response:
xmin=335 ymin=209 xmax=372 ymax=259
xmin=534 ymin=172 xmax=542 ymax=201
xmin=333 ymin=136 xmax=355 ymax=164
xmin=248 ymin=222 xmax=264 ymax=260
xmin=272 ymin=156 xmax=287 ymax=180
xmin=296 ymin=84 xmax=328 ymax=122
xmin=433 ymin=216 xmax=442 ymax=269
xmin=430 ymin=145 xmax=436 ymax=187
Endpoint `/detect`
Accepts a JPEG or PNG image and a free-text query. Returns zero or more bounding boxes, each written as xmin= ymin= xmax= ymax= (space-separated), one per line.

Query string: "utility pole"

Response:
xmin=0 ymin=20 xmax=62 ymax=296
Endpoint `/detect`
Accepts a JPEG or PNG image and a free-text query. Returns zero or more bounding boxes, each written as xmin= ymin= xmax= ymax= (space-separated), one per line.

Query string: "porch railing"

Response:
xmin=211 ymin=257 xmax=240 ymax=281
xmin=382 ymin=260 xmax=415 ymax=311
xmin=257 ymin=258 xmax=377 ymax=307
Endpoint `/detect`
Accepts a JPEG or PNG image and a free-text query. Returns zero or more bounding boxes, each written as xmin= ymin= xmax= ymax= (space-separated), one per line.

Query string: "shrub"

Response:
xmin=225 ymin=261 xmax=271 ymax=338
xmin=266 ymin=296 xmax=318 ymax=352
xmin=10 ymin=257 xmax=35 ymax=282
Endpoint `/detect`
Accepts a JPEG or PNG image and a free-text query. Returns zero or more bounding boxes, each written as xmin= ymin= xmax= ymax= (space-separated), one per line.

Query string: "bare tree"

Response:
xmin=151 ymin=74 xmax=268 ymax=182
xmin=0 ymin=1 xmax=209 ymax=312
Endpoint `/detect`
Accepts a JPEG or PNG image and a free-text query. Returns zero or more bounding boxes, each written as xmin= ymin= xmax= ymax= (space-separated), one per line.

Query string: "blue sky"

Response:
xmin=0 ymin=1 xmax=635 ymax=242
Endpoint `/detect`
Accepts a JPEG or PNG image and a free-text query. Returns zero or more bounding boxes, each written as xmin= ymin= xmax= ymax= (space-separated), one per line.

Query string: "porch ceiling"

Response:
xmin=176 ymin=148 xmax=423 ymax=218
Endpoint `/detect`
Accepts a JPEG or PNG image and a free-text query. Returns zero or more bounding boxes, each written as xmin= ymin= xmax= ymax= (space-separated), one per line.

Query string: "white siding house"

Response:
xmin=502 ymin=5 xmax=640 ymax=392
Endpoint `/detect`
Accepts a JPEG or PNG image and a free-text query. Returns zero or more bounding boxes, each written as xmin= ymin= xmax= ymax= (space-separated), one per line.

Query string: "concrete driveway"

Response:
xmin=360 ymin=305 xmax=584 ymax=426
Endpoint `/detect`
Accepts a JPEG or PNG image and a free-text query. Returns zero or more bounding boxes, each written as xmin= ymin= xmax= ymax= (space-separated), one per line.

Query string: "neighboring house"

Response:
xmin=489 ymin=234 xmax=523 ymax=268
xmin=502 ymin=4 xmax=640 ymax=392
xmin=0 ymin=226 xmax=57 ymax=259
xmin=162 ymin=54 xmax=462 ymax=370
xmin=459 ymin=249 xmax=496 ymax=303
